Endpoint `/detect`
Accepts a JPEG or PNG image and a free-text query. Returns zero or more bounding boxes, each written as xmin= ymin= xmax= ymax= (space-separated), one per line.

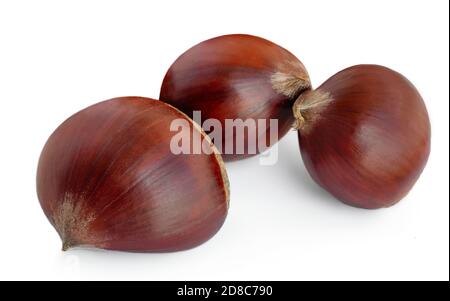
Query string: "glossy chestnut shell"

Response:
xmin=160 ymin=34 xmax=311 ymax=161
xmin=295 ymin=65 xmax=430 ymax=209
xmin=37 ymin=97 xmax=229 ymax=252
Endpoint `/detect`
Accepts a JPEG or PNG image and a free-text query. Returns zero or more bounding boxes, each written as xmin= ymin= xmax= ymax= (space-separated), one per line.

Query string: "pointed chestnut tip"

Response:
xmin=62 ymin=241 xmax=72 ymax=251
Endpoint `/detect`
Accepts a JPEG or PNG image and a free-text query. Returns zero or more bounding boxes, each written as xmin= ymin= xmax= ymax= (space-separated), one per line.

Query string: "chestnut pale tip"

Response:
xmin=62 ymin=241 xmax=71 ymax=252
xmin=292 ymin=89 xmax=333 ymax=130
xmin=270 ymin=71 xmax=311 ymax=98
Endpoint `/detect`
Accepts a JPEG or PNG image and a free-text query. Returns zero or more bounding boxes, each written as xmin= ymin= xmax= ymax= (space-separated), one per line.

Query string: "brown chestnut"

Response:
xmin=293 ymin=65 xmax=430 ymax=209
xmin=37 ymin=97 xmax=229 ymax=252
xmin=160 ymin=34 xmax=311 ymax=161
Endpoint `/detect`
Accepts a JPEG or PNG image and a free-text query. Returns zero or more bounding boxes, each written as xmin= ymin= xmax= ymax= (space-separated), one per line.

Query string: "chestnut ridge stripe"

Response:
xmin=173 ymin=101 xmax=230 ymax=205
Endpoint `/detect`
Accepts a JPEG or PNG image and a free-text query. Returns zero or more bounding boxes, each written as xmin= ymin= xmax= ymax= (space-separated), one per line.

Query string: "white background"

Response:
xmin=0 ymin=0 xmax=448 ymax=281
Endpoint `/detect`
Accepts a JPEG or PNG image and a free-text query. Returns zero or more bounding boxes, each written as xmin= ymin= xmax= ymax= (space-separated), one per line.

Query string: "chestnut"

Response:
xmin=37 ymin=97 xmax=229 ymax=252
xmin=160 ymin=34 xmax=311 ymax=161
xmin=293 ymin=65 xmax=430 ymax=209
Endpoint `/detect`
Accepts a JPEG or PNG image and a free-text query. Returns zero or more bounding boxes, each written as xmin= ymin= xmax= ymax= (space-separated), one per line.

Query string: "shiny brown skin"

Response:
xmin=37 ymin=97 xmax=229 ymax=252
xmin=160 ymin=34 xmax=310 ymax=161
xmin=297 ymin=65 xmax=430 ymax=209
